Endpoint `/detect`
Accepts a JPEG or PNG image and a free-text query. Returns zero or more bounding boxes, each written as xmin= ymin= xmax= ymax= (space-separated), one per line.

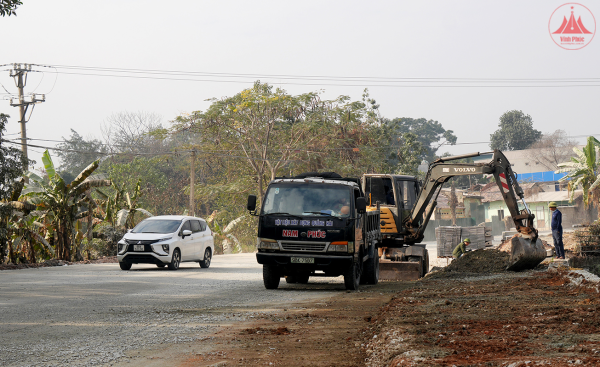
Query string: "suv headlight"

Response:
xmin=328 ymin=241 xmax=348 ymax=252
xmin=257 ymin=238 xmax=279 ymax=250
xmin=157 ymin=236 xmax=172 ymax=242
xmin=162 ymin=244 xmax=169 ymax=252
xmin=118 ymin=241 xmax=127 ymax=254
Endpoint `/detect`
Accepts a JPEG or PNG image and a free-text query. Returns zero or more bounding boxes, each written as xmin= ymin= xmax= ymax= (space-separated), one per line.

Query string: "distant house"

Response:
xmin=478 ymin=181 xmax=588 ymax=229
xmin=431 ymin=188 xmax=466 ymax=220
xmin=471 ymin=148 xmax=575 ymax=183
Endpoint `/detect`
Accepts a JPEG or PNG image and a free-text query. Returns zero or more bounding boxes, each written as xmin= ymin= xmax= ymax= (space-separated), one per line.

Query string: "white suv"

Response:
xmin=117 ymin=215 xmax=215 ymax=271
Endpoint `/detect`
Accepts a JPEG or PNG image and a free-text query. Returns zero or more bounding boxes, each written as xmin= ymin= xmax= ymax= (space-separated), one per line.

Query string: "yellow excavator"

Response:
xmin=363 ymin=150 xmax=547 ymax=280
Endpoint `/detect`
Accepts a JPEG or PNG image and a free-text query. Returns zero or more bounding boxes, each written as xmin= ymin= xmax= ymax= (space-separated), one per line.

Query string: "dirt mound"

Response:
xmin=427 ymin=249 xmax=510 ymax=279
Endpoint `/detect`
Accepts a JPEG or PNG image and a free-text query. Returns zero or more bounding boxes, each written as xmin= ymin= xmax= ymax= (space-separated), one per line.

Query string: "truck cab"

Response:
xmin=248 ymin=173 xmax=381 ymax=290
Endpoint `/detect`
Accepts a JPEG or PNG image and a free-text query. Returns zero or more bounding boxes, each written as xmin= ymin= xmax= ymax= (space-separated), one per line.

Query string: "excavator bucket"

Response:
xmin=379 ymin=260 xmax=422 ymax=281
xmin=506 ymin=236 xmax=547 ymax=271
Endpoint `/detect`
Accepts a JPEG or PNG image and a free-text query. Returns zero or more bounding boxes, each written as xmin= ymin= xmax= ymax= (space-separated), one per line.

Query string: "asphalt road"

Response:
xmin=0 ymin=253 xmax=353 ymax=367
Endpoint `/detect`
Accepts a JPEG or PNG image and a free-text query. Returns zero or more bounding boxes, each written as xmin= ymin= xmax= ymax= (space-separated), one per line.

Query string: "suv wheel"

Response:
xmin=200 ymin=248 xmax=212 ymax=268
xmin=119 ymin=261 xmax=132 ymax=271
xmin=168 ymin=249 xmax=181 ymax=270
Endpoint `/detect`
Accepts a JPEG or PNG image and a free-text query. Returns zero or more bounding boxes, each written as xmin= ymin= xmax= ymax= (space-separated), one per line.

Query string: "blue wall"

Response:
xmin=516 ymin=171 xmax=567 ymax=183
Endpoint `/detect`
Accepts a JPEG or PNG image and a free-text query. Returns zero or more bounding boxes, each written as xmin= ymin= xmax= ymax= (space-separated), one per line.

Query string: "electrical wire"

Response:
xmin=27 ymin=63 xmax=600 ymax=88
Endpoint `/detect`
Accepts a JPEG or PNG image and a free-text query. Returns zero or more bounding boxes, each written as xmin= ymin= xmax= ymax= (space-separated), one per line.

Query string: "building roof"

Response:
xmin=527 ymin=190 xmax=582 ymax=203
xmin=479 ymin=182 xmax=542 ymax=203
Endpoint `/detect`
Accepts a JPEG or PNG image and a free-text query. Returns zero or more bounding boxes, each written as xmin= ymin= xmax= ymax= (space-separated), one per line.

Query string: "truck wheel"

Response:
xmin=344 ymin=255 xmax=361 ymax=290
xmin=263 ymin=265 xmax=280 ymax=289
xmin=422 ymin=250 xmax=429 ymax=278
xmin=361 ymin=248 xmax=380 ymax=285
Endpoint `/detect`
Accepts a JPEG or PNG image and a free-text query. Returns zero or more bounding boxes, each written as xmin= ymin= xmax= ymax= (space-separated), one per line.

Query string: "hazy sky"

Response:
xmin=1 ymin=0 xmax=599 ymax=169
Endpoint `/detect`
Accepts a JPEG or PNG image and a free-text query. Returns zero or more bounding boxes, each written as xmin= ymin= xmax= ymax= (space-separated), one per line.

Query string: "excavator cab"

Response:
xmin=363 ymin=174 xmax=420 ymax=245
xmin=363 ymin=174 xmax=428 ymax=280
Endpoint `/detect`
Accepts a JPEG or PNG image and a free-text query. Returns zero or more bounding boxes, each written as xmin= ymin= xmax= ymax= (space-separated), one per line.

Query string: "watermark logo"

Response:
xmin=549 ymin=3 xmax=596 ymax=50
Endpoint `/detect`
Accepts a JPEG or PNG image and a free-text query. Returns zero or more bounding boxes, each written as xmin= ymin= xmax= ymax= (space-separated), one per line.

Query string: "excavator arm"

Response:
xmin=404 ymin=150 xmax=539 ymax=247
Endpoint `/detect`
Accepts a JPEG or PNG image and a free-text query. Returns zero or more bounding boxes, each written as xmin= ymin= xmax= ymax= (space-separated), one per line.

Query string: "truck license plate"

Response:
xmin=134 ymin=245 xmax=144 ymax=251
xmin=291 ymin=257 xmax=314 ymax=264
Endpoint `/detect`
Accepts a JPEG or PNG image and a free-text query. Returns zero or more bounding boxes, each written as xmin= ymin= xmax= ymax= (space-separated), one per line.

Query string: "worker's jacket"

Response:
xmin=453 ymin=242 xmax=467 ymax=258
xmin=551 ymin=209 xmax=562 ymax=232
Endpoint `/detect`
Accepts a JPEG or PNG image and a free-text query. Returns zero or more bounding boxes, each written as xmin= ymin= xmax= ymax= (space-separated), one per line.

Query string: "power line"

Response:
xmin=37 ymin=64 xmax=600 ymax=82
xmin=21 ymin=63 xmax=600 ymax=88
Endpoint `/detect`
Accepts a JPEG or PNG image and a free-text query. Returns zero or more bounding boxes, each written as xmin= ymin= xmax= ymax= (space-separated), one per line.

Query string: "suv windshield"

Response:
xmin=262 ymin=183 xmax=352 ymax=217
xmin=131 ymin=219 xmax=181 ymax=234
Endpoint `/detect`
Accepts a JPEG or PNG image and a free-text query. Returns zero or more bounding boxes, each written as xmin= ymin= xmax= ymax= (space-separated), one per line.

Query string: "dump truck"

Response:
xmin=363 ymin=150 xmax=547 ymax=280
xmin=247 ymin=172 xmax=382 ymax=290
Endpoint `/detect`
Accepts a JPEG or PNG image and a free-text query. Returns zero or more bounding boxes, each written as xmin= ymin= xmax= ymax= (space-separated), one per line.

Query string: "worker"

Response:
xmin=331 ymin=197 xmax=351 ymax=217
xmin=549 ymin=202 xmax=565 ymax=259
xmin=453 ymin=238 xmax=470 ymax=259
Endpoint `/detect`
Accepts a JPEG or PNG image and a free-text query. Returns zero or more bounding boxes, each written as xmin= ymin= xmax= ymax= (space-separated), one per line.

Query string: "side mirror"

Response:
xmin=356 ymin=197 xmax=366 ymax=214
xmin=247 ymin=195 xmax=257 ymax=211
xmin=182 ymin=229 xmax=192 ymax=238
xmin=127 ymin=229 xmax=132 ymax=233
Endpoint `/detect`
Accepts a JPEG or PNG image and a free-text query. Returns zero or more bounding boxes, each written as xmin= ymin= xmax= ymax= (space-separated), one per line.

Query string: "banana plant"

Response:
xmin=0 ymin=178 xmax=42 ymax=263
xmin=97 ymin=179 xmax=152 ymax=230
xmin=22 ymin=150 xmax=111 ymax=261
xmin=206 ymin=210 xmax=244 ymax=253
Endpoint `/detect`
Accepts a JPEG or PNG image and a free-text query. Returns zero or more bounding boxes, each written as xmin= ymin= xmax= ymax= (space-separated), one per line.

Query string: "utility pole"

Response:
xmin=9 ymin=63 xmax=46 ymax=172
xmin=190 ymin=150 xmax=196 ymax=217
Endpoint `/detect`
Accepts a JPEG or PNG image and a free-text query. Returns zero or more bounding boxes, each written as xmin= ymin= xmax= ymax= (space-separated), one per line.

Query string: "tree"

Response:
xmin=382 ymin=131 xmax=425 ymax=175
xmin=0 ymin=0 xmax=21 ymax=16
xmin=101 ymin=111 xmax=164 ymax=155
xmin=490 ymin=110 xmax=542 ymax=151
xmin=528 ymin=130 xmax=577 ymax=171
xmin=0 ymin=113 xmax=30 ymax=263
xmin=56 ymin=129 xmax=106 ymax=182
xmin=23 ymin=150 xmax=111 ymax=260
xmin=174 ymin=82 xmax=340 ymax=200
xmin=383 ymin=117 xmax=457 ymax=162
xmin=556 ymin=136 xmax=600 ymax=213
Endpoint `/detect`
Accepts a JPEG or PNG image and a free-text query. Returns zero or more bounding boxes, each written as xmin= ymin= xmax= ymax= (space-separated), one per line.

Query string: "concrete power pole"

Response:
xmin=189 ymin=150 xmax=196 ymax=217
xmin=9 ymin=63 xmax=46 ymax=172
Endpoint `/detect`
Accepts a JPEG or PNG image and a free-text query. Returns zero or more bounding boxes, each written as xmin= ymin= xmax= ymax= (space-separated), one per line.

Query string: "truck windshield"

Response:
xmin=262 ymin=183 xmax=352 ymax=217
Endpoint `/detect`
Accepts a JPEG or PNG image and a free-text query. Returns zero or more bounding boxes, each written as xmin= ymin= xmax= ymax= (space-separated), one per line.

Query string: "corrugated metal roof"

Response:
xmin=527 ymin=190 xmax=582 ymax=202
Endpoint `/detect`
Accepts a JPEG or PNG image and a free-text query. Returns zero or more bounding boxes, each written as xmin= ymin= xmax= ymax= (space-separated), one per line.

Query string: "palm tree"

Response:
xmin=556 ymin=136 xmax=600 ymax=216
xmin=23 ymin=150 xmax=111 ymax=260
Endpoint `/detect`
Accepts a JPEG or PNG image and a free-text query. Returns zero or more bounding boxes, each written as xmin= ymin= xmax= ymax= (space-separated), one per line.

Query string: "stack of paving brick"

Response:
xmin=461 ymin=226 xmax=486 ymax=250
xmin=484 ymin=226 xmax=493 ymax=247
xmin=435 ymin=226 xmax=462 ymax=257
